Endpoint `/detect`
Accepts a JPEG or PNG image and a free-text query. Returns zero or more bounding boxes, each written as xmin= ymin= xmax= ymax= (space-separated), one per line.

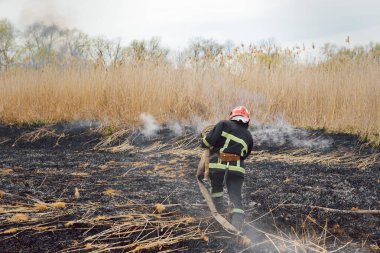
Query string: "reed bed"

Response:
xmin=0 ymin=57 xmax=379 ymax=140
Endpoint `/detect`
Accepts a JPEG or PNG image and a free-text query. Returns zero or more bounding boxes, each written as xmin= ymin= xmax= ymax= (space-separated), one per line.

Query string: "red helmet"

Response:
xmin=229 ymin=106 xmax=250 ymax=123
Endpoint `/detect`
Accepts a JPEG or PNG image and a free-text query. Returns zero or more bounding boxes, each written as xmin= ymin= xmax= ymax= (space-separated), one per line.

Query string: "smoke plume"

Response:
xmin=64 ymin=120 xmax=100 ymax=131
xmin=168 ymin=122 xmax=184 ymax=136
xmin=251 ymin=115 xmax=332 ymax=150
xmin=139 ymin=113 xmax=161 ymax=138
xmin=19 ymin=0 xmax=73 ymax=28
xmin=190 ymin=116 xmax=211 ymax=134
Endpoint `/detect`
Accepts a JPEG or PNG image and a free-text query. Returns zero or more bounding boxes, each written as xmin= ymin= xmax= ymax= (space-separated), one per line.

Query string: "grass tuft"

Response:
xmin=51 ymin=202 xmax=66 ymax=209
xmin=3 ymin=228 xmax=18 ymax=234
xmin=34 ymin=203 xmax=49 ymax=211
xmin=103 ymin=188 xmax=119 ymax=196
xmin=74 ymin=187 xmax=80 ymax=199
xmin=154 ymin=203 xmax=166 ymax=213
xmin=64 ymin=221 xmax=76 ymax=227
xmin=8 ymin=213 xmax=29 ymax=222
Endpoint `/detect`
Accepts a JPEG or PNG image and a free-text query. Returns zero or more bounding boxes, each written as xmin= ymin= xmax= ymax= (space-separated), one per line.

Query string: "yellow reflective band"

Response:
xmin=220 ymin=138 xmax=230 ymax=153
xmin=209 ymin=163 xmax=246 ymax=174
xmin=232 ymin=208 xmax=245 ymax=214
xmin=211 ymin=192 xmax=223 ymax=198
xmin=221 ymin=131 xmax=248 ymax=156
xmin=202 ymin=137 xmax=212 ymax=148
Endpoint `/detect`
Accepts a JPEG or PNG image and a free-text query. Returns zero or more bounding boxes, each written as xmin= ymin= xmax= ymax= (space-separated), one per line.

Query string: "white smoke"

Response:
xmin=20 ymin=0 xmax=72 ymax=28
xmin=168 ymin=122 xmax=184 ymax=136
xmin=251 ymin=115 xmax=332 ymax=150
xmin=190 ymin=116 xmax=211 ymax=134
xmin=139 ymin=113 xmax=161 ymax=138
xmin=65 ymin=120 xmax=100 ymax=130
xmin=138 ymin=112 xmax=331 ymax=150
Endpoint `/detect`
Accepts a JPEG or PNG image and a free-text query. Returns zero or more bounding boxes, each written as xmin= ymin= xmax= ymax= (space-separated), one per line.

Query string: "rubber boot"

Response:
xmin=231 ymin=213 xmax=244 ymax=231
xmin=213 ymin=197 xmax=227 ymax=214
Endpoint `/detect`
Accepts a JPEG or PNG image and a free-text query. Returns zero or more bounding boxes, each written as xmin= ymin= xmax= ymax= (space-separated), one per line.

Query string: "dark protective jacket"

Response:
xmin=201 ymin=120 xmax=253 ymax=177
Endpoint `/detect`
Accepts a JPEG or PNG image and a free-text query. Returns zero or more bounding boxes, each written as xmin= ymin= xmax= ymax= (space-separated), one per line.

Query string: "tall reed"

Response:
xmin=0 ymin=58 xmax=379 ymax=137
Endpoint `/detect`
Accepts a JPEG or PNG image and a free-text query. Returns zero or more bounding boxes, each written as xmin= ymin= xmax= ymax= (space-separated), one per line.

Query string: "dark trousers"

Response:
xmin=209 ymin=171 xmax=244 ymax=210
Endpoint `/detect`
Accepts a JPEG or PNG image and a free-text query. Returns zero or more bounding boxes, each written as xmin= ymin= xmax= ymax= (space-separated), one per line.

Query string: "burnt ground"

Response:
xmin=0 ymin=123 xmax=379 ymax=253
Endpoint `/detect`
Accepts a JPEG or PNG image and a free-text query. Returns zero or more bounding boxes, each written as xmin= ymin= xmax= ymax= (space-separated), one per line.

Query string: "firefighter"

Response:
xmin=199 ymin=106 xmax=253 ymax=231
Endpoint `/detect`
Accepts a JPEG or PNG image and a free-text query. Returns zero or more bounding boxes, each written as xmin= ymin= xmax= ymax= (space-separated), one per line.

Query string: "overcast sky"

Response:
xmin=0 ymin=0 xmax=379 ymax=50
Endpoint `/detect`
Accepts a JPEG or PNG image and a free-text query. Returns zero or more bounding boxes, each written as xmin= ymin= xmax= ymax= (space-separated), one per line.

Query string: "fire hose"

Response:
xmin=196 ymin=149 xmax=240 ymax=234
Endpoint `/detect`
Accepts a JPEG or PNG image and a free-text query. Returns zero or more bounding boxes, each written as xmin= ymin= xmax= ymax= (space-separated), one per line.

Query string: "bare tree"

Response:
xmin=187 ymin=37 xmax=224 ymax=61
xmin=23 ymin=22 xmax=64 ymax=67
xmin=0 ymin=19 xmax=16 ymax=70
xmin=24 ymin=22 xmax=63 ymax=52
xmin=125 ymin=37 xmax=169 ymax=62
xmin=91 ymin=37 xmax=126 ymax=67
xmin=61 ymin=28 xmax=92 ymax=59
xmin=146 ymin=37 xmax=169 ymax=60
xmin=127 ymin=39 xmax=146 ymax=61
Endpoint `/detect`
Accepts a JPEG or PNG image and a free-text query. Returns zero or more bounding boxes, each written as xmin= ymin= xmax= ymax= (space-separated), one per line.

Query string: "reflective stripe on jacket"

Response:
xmin=202 ymin=120 xmax=253 ymax=176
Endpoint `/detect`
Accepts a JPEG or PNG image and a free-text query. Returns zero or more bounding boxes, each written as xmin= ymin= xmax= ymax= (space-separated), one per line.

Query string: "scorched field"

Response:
xmin=0 ymin=123 xmax=379 ymax=253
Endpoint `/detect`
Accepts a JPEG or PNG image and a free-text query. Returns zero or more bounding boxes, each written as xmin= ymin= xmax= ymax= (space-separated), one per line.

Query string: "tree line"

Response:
xmin=0 ymin=18 xmax=379 ymax=70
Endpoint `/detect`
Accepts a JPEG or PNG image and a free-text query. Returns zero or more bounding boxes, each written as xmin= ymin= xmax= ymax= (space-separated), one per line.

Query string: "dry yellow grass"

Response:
xmin=8 ymin=213 xmax=29 ymax=222
xmin=3 ymin=228 xmax=18 ymax=234
xmin=84 ymin=243 xmax=93 ymax=249
xmin=51 ymin=201 xmax=66 ymax=209
xmin=103 ymin=188 xmax=119 ymax=196
xmin=70 ymin=172 xmax=89 ymax=177
xmin=74 ymin=187 xmax=80 ymax=199
xmin=95 ymin=215 xmax=108 ymax=221
xmin=0 ymin=58 xmax=379 ymax=138
xmin=34 ymin=203 xmax=49 ymax=211
xmin=0 ymin=168 xmax=13 ymax=173
xmin=64 ymin=221 xmax=76 ymax=227
xmin=154 ymin=203 xmax=166 ymax=213
xmin=33 ymin=226 xmax=50 ymax=231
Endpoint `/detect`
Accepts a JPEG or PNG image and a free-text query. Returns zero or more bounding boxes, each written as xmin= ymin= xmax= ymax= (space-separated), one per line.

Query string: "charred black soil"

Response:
xmin=0 ymin=123 xmax=379 ymax=253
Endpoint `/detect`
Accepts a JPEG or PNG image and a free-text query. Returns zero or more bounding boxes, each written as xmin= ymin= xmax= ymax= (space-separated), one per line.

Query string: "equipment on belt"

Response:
xmin=218 ymin=152 xmax=241 ymax=186
xmin=219 ymin=152 xmax=240 ymax=162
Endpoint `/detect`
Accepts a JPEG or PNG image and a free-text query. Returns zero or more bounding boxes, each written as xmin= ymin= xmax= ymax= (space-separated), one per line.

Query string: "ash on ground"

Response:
xmin=0 ymin=123 xmax=379 ymax=252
